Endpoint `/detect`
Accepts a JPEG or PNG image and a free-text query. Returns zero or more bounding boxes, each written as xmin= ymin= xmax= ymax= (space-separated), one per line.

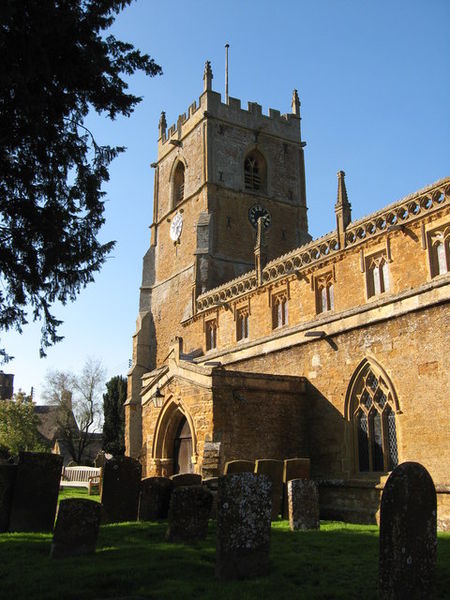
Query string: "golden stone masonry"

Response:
xmin=125 ymin=62 xmax=450 ymax=529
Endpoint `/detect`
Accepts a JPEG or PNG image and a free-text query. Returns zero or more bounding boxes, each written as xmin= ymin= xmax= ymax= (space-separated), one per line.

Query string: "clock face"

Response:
xmin=248 ymin=204 xmax=272 ymax=229
xmin=170 ymin=212 xmax=183 ymax=241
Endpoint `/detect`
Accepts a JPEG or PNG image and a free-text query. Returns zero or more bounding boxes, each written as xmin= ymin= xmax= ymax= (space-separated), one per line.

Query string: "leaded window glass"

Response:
xmin=351 ymin=363 xmax=399 ymax=473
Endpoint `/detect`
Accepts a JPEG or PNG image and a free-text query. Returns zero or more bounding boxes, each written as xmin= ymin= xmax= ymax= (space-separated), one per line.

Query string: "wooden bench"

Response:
xmin=60 ymin=466 xmax=101 ymax=490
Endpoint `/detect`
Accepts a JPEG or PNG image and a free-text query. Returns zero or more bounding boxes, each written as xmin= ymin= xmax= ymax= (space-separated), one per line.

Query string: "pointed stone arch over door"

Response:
xmin=151 ymin=397 xmax=197 ymax=477
xmin=345 ymin=358 xmax=401 ymax=475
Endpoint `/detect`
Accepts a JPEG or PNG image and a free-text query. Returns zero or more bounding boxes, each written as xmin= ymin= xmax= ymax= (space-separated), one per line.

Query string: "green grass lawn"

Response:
xmin=58 ymin=486 xmax=100 ymax=503
xmin=0 ymin=489 xmax=448 ymax=600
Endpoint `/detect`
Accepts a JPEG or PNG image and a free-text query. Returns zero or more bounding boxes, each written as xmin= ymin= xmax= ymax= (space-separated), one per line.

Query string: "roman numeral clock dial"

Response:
xmin=248 ymin=204 xmax=272 ymax=229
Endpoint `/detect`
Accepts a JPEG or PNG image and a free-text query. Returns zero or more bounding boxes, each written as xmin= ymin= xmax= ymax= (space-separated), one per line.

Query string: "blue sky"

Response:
xmin=3 ymin=0 xmax=449 ymax=402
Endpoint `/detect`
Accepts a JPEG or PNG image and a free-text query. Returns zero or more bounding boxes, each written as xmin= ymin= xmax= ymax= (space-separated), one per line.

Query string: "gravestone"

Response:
xmin=255 ymin=459 xmax=283 ymax=520
xmin=9 ymin=452 xmax=63 ymax=532
xmin=216 ymin=472 xmax=272 ymax=580
xmin=101 ymin=456 xmax=142 ymax=523
xmin=223 ymin=459 xmax=255 ymax=474
xmin=165 ymin=485 xmax=213 ymax=543
xmin=203 ymin=477 xmax=219 ymax=518
xmin=379 ymin=462 xmax=437 ymax=600
xmin=171 ymin=473 xmax=202 ymax=487
xmin=138 ymin=476 xmax=173 ymax=521
xmin=288 ymin=478 xmax=320 ymax=530
xmin=50 ymin=498 xmax=102 ymax=559
xmin=283 ymin=458 xmax=310 ymax=517
xmin=0 ymin=464 xmax=17 ymax=532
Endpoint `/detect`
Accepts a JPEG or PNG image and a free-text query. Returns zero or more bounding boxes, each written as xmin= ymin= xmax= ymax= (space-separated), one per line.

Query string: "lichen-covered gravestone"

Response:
xmin=216 ymin=472 xmax=272 ymax=580
xmin=165 ymin=485 xmax=213 ymax=543
xmin=255 ymin=459 xmax=283 ymax=520
xmin=0 ymin=464 xmax=17 ymax=532
xmin=223 ymin=460 xmax=255 ymax=474
xmin=379 ymin=462 xmax=437 ymax=600
xmin=288 ymin=478 xmax=320 ymax=530
xmin=8 ymin=452 xmax=63 ymax=532
xmin=101 ymin=456 xmax=142 ymax=523
xmin=138 ymin=476 xmax=173 ymax=521
xmin=171 ymin=473 xmax=202 ymax=488
xmin=283 ymin=457 xmax=310 ymax=518
xmin=50 ymin=498 xmax=102 ymax=559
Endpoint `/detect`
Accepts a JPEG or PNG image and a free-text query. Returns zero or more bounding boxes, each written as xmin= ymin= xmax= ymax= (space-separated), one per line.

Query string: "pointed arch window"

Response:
xmin=244 ymin=150 xmax=267 ymax=192
xmin=349 ymin=362 xmax=399 ymax=473
xmin=173 ymin=162 xmax=185 ymax=206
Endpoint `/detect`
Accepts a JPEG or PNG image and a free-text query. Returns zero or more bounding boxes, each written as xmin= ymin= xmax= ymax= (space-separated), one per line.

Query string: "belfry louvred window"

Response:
xmin=350 ymin=362 xmax=398 ymax=473
xmin=244 ymin=150 xmax=267 ymax=192
xmin=173 ymin=162 xmax=185 ymax=205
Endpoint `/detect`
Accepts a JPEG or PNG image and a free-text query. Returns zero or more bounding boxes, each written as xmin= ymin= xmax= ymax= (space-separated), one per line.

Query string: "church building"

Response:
xmin=125 ymin=62 xmax=450 ymax=529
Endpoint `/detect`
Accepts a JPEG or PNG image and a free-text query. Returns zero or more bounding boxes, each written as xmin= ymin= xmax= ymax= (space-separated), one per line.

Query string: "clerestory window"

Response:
xmin=316 ymin=273 xmax=334 ymax=314
xmin=428 ymin=226 xmax=450 ymax=277
xmin=272 ymin=293 xmax=288 ymax=329
xmin=349 ymin=362 xmax=399 ymax=473
xmin=236 ymin=308 xmax=249 ymax=342
xmin=366 ymin=252 xmax=390 ymax=298
xmin=205 ymin=319 xmax=217 ymax=351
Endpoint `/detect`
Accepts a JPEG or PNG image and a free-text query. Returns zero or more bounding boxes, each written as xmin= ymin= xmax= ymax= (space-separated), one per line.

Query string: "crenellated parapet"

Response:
xmin=157 ymin=62 xmax=303 ymax=162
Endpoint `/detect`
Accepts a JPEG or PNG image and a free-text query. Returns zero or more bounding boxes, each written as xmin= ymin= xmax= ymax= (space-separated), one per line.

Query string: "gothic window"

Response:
xmin=272 ymin=292 xmax=288 ymax=329
xmin=236 ymin=308 xmax=249 ymax=342
xmin=244 ymin=150 xmax=267 ymax=192
xmin=428 ymin=226 xmax=450 ymax=277
xmin=366 ymin=252 xmax=390 ymax=298
xmin=316 ymin=273 xmax=334 ymax=314
xmin=205 ymin=319 xmax=217 ymax=351
xmin=173 ymin=162 xmax=185 ymax=205
xmin=349 ymin=362 xmax=399 ymax=473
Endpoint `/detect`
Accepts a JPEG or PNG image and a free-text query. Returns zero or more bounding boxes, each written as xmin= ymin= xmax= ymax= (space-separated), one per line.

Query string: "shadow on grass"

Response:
xmin=0 ymin=521 xmax=449 ymax=600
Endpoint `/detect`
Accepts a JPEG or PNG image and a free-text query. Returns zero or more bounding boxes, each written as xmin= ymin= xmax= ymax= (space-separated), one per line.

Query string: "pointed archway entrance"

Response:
xmin=151 ymin=397 xmax=197 ymax=477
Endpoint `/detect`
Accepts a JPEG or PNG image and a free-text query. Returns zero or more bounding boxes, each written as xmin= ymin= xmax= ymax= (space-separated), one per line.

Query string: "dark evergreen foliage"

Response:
xmin=0 ymin=0 xmax=162 ymax=361
xmin=102 ymin=374 xmax=126 ymax=455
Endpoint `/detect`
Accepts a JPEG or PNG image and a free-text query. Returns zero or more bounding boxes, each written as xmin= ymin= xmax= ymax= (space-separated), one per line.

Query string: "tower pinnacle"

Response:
xmin=203 ymin=60 xmax=213 ymax=92
xmin=158 ymin=111 xmax=167 ymax=141
xmin=291 ymin=89 xmax=300 ymax=116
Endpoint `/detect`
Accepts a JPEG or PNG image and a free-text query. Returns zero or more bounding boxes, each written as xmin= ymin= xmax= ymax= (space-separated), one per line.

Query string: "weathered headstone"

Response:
xmin=255 ymin=459 xmax=283 ymax=520
xmin=165 ymin=485 xmax=213 ymax=543
xmin=203 ymin=476 xmax=219 ymax=518
xmin=288 ymin=478 xmax=320 ymax=530
xmin=50 ymin=498 xmax=102 ymax=559
xmin=223 ymin=459 xmax=255 ymax=474
xmin=0 ymin=464 xmax=17 ymax=532
xmin=379 ymin=462 xmax=437 ymax=600
xmin=101 ymin=456 xmax=142 ymax=523
xmin=216 ymin=472 xmax=272 ymax=580
xmin=283 ymin=457 xmax=310 ymax=517
xmin=138 ymin=476 xmax=173 ymax=521
xmin=8 ymin=452 xmax=63 ymax=532
xmin=171 ymin=473 xmax=202 ymax=487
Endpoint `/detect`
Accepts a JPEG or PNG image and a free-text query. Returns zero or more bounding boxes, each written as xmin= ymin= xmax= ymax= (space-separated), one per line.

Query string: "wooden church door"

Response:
xmin=173 ymin=417 xmax=193 ymax=474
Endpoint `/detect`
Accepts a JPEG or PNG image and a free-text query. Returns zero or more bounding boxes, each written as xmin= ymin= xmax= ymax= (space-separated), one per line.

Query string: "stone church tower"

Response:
xmin=127 ymin=63 xmax=310 ymax=457
xmin=125 ymin=61 xmax=449 ymax=530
